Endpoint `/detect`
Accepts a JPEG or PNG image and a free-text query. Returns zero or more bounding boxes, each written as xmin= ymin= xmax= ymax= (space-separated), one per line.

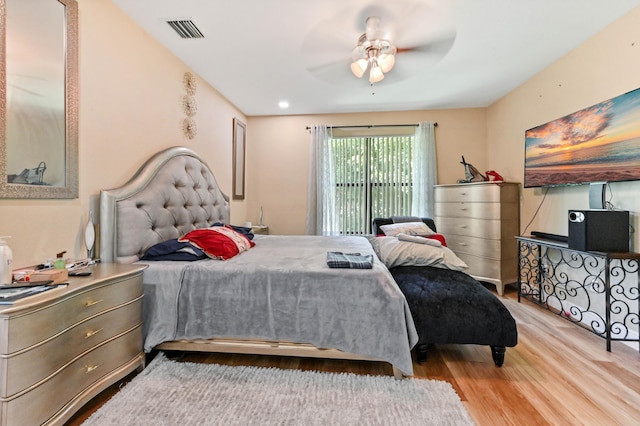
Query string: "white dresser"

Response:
xmin=0 ymin=263 xmax=147 ymax=426
xmin=434 ymin=182 xmax=520 ymax=295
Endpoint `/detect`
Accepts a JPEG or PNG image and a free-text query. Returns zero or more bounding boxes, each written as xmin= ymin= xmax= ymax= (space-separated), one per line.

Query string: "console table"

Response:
xmin=517 ymin=236 xmax=640 ymax=352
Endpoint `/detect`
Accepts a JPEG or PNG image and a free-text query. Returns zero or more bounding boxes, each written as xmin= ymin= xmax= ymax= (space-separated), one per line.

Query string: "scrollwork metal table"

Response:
xmin=517 ymin=236 xmax=640 ymax=352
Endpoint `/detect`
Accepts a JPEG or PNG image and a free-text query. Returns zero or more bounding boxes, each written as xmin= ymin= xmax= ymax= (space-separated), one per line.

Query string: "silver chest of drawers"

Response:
xmin=0 ymin=263 xmax=147 ymax=426
xmin=434 ymin=182 xmax=520 ymax=295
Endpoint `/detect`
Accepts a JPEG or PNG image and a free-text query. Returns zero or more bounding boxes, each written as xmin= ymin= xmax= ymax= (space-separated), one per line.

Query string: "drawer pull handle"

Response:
xmin=459 ymin=225 xmax=467 ymax=228
xmin=459 ymin=243 xmax=468 ymax=246
xmin=84 ymin=328 xmax=104 ymax=339
xmin=85 ymin=363 xmax=103 ymax=374
xmin=85 ymin=299 xmax=104 ymax=307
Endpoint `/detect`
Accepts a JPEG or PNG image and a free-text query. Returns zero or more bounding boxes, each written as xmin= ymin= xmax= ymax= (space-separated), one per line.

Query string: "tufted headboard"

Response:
xmin=100 ymin=146 xmax=230 ymax=263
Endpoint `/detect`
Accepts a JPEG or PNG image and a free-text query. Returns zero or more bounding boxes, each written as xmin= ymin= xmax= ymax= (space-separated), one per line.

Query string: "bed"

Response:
xmin=99 ymin=146 xmax=418 ymax=378
xmin=371 ymin=218 xmax=518 ymax=366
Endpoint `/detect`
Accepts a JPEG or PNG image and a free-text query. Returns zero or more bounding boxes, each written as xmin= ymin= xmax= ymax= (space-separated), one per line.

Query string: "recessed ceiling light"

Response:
xmin=278 ymin=101 xmax=289 ymax=109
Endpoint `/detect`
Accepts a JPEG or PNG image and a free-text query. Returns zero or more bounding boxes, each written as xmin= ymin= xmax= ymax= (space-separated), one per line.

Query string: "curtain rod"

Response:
xmin=305 ymin=123 xmax=437 ymax=130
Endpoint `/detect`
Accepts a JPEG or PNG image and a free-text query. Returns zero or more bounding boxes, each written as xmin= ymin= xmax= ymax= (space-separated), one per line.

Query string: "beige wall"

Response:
xmin=245 ymin=109 xmax=486 ymax=234
xmin=0 ymin=0 xmax=246 ymax=268
xmin=487 ymin=6 xmax=640 ymax=249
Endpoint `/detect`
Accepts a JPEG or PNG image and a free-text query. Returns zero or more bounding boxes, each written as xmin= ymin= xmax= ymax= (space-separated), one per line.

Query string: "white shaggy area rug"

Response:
xmin=83 ymin=354 xmax=474 ymax=425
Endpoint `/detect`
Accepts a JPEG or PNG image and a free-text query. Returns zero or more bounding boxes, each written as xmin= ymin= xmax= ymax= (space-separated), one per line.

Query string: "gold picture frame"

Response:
xmin=232 ymin=118 xmax=246 ymax=200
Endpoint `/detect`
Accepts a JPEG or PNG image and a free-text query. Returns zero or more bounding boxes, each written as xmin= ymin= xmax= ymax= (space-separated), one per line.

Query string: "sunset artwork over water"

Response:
xmin=524 ymin=87 xmax=640 ymax=187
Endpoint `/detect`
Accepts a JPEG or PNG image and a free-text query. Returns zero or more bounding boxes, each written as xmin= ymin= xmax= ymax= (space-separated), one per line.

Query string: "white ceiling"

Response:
xmin=110 ymin=0 xmax=640 ymax=116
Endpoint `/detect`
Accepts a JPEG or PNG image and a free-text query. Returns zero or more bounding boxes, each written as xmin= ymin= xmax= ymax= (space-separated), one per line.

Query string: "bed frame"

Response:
xmin=99 ymin=146 xmax=403 ymax=378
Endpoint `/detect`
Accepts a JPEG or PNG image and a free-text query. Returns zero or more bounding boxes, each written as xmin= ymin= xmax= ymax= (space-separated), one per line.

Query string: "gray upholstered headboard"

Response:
xmin=100 ymin=146 xmax=230 ymax=263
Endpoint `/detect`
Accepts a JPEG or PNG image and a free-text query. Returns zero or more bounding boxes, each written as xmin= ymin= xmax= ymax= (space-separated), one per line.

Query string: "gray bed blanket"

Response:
xmin=140 ymin=235 xmax=418 ymax=375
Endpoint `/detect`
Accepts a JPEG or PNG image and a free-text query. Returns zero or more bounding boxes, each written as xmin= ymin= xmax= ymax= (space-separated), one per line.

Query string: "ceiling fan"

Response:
xmin=350 ymin=16 xmax=397 ymax=84
xmin=302 ymin=3 xmax=457 ymax=86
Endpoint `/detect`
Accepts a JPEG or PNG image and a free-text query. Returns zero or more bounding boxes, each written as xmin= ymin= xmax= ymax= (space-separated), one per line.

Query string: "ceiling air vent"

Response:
xmin=167 ymin=20 xmax=204 ymax=39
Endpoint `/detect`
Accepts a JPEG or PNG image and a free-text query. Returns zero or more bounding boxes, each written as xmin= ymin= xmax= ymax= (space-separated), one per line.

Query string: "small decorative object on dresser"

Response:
xmin=251 ymin=225 xmax=269 ymax=235
xmin=0 ymin=263 xmax=147 ymax=426
xmin=434 ymin=181 xmax=520 ymax=295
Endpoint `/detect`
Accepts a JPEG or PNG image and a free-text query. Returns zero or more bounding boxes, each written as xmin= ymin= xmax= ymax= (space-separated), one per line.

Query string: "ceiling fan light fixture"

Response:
xmin=378 ymin=53 xmax=395 ymax=73
xmin=350 ymin=17 xmax=396 ymax=84
xmin=369 ymin=63 xmax=384 ymax=84
xmin=351 ymin=59 xmax=368 ymax=78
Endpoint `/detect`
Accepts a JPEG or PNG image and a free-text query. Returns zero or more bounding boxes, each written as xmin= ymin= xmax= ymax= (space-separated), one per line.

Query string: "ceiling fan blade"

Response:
xmin=396 ymin=28 xmax=456 ymax=57
xmin=306 ymin=58 xmax=355 ymax=85
xmin=301 ymin=17 xmax=357 ymax=71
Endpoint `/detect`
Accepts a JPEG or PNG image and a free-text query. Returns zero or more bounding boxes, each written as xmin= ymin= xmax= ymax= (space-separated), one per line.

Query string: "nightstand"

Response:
xmin=0 ymin=263 xmax=147 ymax=426
xmin=251 ymin=225 xmax=269 ymax=235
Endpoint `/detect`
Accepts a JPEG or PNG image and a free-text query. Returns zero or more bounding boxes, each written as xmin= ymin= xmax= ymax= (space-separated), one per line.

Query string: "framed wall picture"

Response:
xmin=232 ymin=118 xmax=246 ymax=200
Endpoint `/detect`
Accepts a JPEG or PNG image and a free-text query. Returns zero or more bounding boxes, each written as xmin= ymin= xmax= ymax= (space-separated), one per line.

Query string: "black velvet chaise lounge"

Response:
xmin=373 ymin=217 xmax=518 ymax=366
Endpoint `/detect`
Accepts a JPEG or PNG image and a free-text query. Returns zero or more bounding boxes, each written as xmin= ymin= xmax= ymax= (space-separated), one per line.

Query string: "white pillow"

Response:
xmin=397 ymin=233 xmax=442 ymax=247
xmin=369 ymin=236 xmax=468 ymax=271
xmin=379 ymin=221 xmax=436 ymax=237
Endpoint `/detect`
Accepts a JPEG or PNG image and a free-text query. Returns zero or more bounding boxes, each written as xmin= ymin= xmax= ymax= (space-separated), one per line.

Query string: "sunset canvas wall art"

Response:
xmin=524 ymin=87 xmax=640 ymax=187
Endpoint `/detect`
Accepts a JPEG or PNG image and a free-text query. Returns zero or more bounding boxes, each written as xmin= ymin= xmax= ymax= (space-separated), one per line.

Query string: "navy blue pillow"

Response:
xmin=141 ymin=239 xmax=207 ymax=261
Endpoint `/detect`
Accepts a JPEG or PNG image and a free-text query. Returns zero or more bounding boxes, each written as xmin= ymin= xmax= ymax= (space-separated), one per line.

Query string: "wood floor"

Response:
xmin=66 ymin=285 xmax=640 ymax=426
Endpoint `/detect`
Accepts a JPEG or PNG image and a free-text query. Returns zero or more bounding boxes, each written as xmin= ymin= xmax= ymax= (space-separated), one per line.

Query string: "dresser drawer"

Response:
xmin=1 ymin=326 xmax=143 ymax=426
xmin=436 ymin=217 xmax=520 ymax=239
xmin=0 ymin=298 xmax=141 ymax=398
xmin=447 ymin=235 xmax=518 ymax=260
xmin=457 ymin=253 xmax=518 ymax=284
xmin=435 ymin=216 xmax=500 ymax=240
xmin=4 ymin=274 xmax=142 ymax=354
xmin=435 ymin=201 xmax=519 ymax=220
xmin=446 ymin=235 xmax=501 ymax=259
xmin=458 ymin=253 xmax=503 ymax=279
xmin=435 ymin=184 xmax=518 ymax=203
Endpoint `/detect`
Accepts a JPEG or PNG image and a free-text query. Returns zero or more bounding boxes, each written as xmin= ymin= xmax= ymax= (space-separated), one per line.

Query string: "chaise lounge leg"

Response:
xmin=416 ymin=344 xmax=428 ymax=364
xmin=491 ymin=346 xmax=506 ymax=367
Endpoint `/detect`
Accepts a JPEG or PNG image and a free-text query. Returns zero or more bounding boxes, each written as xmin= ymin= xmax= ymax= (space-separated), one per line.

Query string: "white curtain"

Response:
xmin=411 ymin=122 xmax=438 ymax=217
xmin=305 ymin=125 xmax=338 ymax=235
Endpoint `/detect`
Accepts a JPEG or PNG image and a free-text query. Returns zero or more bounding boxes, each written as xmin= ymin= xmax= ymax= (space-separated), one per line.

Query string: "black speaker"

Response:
xmin=568 ymin=210 xmax=629 ymax=252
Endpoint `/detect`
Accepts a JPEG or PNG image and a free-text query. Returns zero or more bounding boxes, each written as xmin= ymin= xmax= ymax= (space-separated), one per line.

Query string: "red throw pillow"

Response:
xmin=179 ymin=226 xmax=255 ymax=260
xmin=427 ymin=234 xmax=447 ymax=247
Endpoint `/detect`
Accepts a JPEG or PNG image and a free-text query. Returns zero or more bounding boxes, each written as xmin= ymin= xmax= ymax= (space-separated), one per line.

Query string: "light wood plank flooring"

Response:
xmin=66 ymin=285 xmax=640 ymax=425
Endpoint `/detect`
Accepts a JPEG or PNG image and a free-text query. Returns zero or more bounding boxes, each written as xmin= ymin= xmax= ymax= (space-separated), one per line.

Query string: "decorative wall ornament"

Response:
xmin=183 ymin=95 xmax=197 ymax=117
xmin=183 ymin=71 xmax=197 ymax=95
xmin=183 ymin=117 xmax=197 ymax=139
xmin=181 ymin=71 xmax=197 ymax=139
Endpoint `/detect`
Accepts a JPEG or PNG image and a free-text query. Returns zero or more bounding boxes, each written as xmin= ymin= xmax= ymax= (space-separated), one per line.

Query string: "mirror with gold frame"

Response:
xmin=0 ymin=0 xmax=78 ymax=198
